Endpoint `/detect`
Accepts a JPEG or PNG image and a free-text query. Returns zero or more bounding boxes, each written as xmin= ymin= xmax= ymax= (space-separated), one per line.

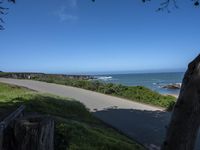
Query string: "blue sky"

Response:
xmin=0 ymin=0 xmax=199 ymax=74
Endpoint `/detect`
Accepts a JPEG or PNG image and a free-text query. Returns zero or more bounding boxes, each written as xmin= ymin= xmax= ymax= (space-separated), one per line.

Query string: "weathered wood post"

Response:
xmin=0 ymin=124 xmax=4 ymax=149
xmin=11 ymin=116 xmax=54 ymax=150
xmin=0 ymin=105 xmax=26 ymax=150
xmin=162 ymin=54 xmax=200 ymax=150
xmin=0 ymin=105 xmax=54 ymax=150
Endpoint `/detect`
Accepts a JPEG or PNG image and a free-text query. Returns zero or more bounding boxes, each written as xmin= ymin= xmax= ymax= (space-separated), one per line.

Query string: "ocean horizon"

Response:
xmin=94 ymin=72 xmax=185 ymax=95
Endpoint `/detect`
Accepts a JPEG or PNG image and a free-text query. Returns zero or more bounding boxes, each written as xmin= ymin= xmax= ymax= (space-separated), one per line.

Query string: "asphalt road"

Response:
xmin=0 ymin=78 xmax=199 ymax=150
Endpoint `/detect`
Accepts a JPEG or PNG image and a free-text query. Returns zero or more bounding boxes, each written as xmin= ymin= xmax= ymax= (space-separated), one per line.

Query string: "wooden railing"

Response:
xmin=0 ymin=105 xmax=26 ymax=149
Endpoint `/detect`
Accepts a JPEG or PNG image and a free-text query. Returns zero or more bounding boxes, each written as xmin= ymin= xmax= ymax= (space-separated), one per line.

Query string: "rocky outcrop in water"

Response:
xmin=162 ymin=83 xmax=182 ymax=89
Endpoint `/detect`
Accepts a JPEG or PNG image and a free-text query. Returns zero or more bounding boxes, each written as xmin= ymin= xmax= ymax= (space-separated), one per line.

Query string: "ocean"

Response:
xmin=95 ymin=72 xmax=185 ymax=95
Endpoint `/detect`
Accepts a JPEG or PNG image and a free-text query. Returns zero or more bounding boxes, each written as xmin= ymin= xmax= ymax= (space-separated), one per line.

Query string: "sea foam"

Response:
xmin=97 ymin=76 xmax=112 ymax=81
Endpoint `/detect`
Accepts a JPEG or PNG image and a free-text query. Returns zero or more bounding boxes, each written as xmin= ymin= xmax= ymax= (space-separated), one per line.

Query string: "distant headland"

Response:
xmin=0 ymin=72 xmax=94 ymax=80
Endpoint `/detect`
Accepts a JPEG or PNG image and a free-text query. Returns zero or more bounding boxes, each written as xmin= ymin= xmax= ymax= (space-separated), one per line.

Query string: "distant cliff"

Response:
xmin=0 ymin=72 xmax=94 ymax=80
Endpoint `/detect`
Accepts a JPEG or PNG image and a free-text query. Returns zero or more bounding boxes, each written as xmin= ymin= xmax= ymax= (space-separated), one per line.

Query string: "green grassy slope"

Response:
xmin=0 ymin=82 xmax=144 ymax=150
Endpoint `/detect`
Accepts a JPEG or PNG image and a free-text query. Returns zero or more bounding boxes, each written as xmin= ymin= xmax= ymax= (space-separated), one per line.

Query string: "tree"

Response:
xmin=0 ymin=0 xmax=199 ymax=30
xmin=143 ymin=0 xmax=199 ymax=12
xmin=161 ymin=54 xmax=200 ymax=150
xmin=0 ymin=0 xmax=15 ymax=30
xmin=92 ymin=0 xmax=199 ymax=12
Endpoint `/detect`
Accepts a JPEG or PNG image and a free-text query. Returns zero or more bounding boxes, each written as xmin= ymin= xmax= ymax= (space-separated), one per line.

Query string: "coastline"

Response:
xmin=95 ymin=73 xmax=183 ymax=96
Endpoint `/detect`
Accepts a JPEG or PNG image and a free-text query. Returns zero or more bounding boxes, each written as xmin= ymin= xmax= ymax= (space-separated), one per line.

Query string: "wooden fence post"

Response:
xmin=12 ymin=116 xmax=54 ymax=150
xmin=0 ymin=105 xmax=54 ymax=150
xmin=0 ymin=105 xmax=25 ymax=150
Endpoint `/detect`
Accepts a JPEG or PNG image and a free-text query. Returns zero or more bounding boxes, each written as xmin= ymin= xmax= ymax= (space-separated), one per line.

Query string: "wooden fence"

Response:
xmin=0 ymin=105 xmax=25 ymax=149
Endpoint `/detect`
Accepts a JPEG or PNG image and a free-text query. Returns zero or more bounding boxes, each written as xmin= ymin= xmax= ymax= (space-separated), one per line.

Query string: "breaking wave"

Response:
xmin=97 ymin=76 xmax=113 ymax=81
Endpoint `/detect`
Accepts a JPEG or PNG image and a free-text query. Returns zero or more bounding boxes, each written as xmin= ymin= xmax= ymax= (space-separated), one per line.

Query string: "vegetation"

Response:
xmin=0 ymin=82 xmax=144 ymax=150
xmin=30 ymin=74 xmax=176 ymax=110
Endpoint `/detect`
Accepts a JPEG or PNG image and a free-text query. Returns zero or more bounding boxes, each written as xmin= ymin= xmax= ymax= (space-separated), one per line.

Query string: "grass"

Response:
xmin=0 ymin=82 xmax=144 ymax=150
xmin=31 ymin=75 xmax=176 ymax=110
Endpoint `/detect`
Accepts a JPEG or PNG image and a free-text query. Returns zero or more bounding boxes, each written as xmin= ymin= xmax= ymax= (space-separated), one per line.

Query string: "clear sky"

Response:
xmin=0 ymin=0 xmax=200 ymax=74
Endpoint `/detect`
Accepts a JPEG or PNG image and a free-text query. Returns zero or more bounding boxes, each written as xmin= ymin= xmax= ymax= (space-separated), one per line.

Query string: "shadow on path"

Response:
xmin=93 ymin=108 xmax=200 ymax=149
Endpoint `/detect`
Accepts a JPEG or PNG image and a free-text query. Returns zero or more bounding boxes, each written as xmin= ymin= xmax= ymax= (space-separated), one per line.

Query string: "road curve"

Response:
xmin=0 ymin=78 xmax=163 ymax=112
xmin=0 ymin=78 xmax=173 ymax=149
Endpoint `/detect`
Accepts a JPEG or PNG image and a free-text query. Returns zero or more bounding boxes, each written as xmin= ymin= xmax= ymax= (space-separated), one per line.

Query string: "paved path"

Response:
xmin=0 ymin=78 xmax=163 ymax=112
xmin=0 ymin=78 xmax=199 ymax=149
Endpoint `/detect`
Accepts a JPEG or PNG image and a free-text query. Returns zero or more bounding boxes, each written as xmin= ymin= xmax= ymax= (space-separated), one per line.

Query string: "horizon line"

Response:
xmin=0 ymin=68 xmax=186 ymax=75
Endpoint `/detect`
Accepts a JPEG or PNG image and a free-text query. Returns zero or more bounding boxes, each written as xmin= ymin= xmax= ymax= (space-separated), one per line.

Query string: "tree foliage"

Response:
xmin=0 ymin=0 xmax=15 ymax=30
xmin=92 ymin=0 xmax=199 ymax=11
xmin=143 ymin=0 xmax=199 ymax=12
xmin=0 ymin=0 xmax=199 ymax=30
